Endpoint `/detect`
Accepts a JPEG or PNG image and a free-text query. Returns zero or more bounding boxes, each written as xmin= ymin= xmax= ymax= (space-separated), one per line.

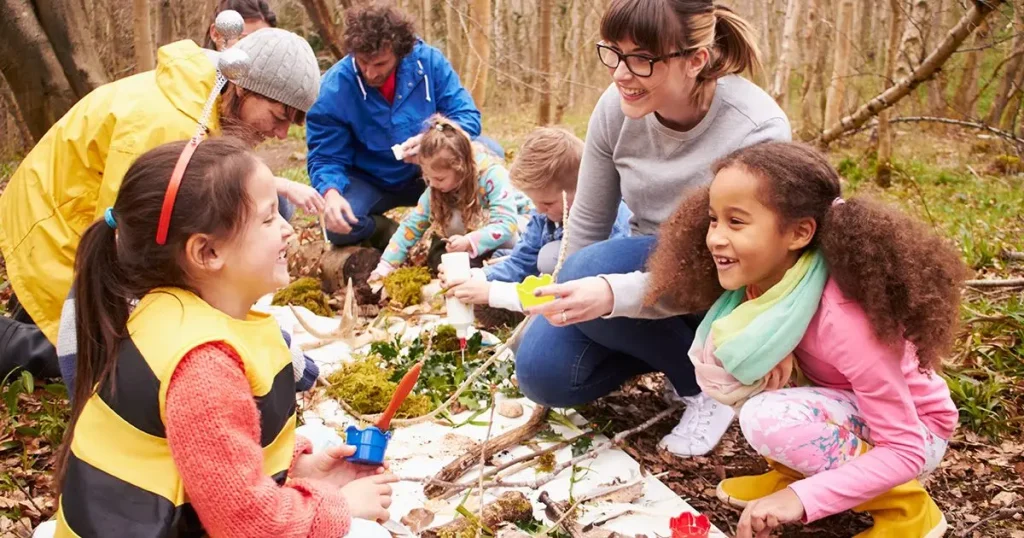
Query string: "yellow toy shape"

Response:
xmin=517 ymin=274 xmax=555 ymax=308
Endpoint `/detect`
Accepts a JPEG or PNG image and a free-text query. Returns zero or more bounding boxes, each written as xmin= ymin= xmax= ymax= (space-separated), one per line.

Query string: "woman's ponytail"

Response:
xmin=701 ymin=4 xmax=763 ymax=81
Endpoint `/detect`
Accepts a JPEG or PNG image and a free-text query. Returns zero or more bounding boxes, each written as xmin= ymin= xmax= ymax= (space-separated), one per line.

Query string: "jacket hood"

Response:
xmin=154 ymin=40 xmax=222 ymax=133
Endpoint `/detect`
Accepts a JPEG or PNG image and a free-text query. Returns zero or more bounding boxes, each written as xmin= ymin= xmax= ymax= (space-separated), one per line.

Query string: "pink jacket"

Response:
xmin=788 ymin=279 xmax=959 ymax=522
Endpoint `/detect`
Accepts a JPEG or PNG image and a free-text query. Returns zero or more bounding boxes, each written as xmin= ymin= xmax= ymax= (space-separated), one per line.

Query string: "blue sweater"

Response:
xmin=306 ymin=40 xmax=482 ymax=195
xmin=484 ymin=201 xmax=633 ymax=283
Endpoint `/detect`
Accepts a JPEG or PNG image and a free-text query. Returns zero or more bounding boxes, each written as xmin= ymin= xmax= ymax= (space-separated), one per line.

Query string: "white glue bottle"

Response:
xmin=440 ymin=252 xmax=475 ymax=349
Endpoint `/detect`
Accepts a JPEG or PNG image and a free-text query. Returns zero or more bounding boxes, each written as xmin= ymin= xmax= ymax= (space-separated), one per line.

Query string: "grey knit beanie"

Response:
xmin=233 ymin=28 xmax=321 ymax=112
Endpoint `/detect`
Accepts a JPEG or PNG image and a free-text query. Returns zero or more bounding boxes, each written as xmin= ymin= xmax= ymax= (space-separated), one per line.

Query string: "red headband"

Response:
xmin=155 ymin=137 xmax=203 ymax=245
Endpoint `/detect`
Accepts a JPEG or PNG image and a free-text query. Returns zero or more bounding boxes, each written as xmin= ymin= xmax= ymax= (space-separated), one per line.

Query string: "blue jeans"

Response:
xmin=514 ymin=235 xmax=703 ymax=408
xmin=325 ymin=170 xmax=425 ymax=246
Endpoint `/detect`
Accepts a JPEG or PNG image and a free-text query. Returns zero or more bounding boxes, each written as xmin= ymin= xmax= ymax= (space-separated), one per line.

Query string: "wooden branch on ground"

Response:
xmin=1003 ymin=250 xmax=1024 ymax=262
xmin=841 ymin=116 xmax=1024 ymax=146
xmin=421 ymin=491 xmax=534 ymax=538
xmin=424 ymin=404 xmax=550 ymax=498
xmin=965 ymin=278 xmax=1024 ymax=288
xmin=817 ymin=0 xmax=1006 ymax=145
xmin=539 ymin=491 xmax=585 ymax=538
xmin=960 ymin=506 xmax=1024 ymax=537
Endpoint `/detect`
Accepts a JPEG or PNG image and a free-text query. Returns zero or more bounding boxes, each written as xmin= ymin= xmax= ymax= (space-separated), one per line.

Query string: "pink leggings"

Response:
xmin=738 ymin=387 xmax=947 ymax=477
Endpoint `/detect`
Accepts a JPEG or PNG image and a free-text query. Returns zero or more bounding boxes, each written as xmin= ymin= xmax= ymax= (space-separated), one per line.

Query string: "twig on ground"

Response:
xmin=1002 ymin=250 xmax=1024 ymax=262
xmin=960 ymin=506 xmax=1023 ymax=537
xmin=539 ymin=491 xmax=585 ymax=538
xmin=478 ymin=388 xmax=498 ymax=527
xmin=965 ymin=278 xmax=1024 ymax=288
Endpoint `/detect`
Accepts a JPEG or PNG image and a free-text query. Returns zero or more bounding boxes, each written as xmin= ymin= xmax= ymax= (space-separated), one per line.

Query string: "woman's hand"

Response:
xmin=291 ymin=444 xmax=389 ymax=489
xmin=736 ymin=487 xmax=805 ymax=538
xmin=524 ymin=277 xmax=614 ymax=325
xmin=445 ymin=235 xmax=473 ymax=253
xmin=446 ymin=279 xmax=491 ymax=305
xmin=278 ymin=179 xmax=325 ymax=215
xmin=341 ymin=474 xmax=398 ymax=523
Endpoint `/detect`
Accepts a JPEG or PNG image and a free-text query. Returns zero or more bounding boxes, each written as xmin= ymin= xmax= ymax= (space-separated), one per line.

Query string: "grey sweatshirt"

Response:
xmin=567 ymin=76 xmax=792 ymax=319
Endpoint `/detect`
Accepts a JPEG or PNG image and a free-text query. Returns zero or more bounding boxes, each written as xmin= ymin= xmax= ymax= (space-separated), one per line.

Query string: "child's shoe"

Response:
xmin=716 ymin=460 xmax=804 ymax=508
xmin=852 ymin=479 xmax=947 ymax=538
xmin=658 ymin=392 xmax=734 ymax=457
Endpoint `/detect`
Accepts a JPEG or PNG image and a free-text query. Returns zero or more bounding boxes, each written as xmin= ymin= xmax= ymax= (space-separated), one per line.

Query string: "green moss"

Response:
xmin=536 ymin=452 xmax=556 ymax=473
xmin=432 ymin=324 xmax=461 ymax=353
xmin=989 ymin=155 xmax=1023 ymax=175
xmin=383 ymin=266 xmax=432 ymax=308
xmin=325 ymin=357 xmax=432 ymax=418
xmin=271 ymin=277 xmax=331 ymax=316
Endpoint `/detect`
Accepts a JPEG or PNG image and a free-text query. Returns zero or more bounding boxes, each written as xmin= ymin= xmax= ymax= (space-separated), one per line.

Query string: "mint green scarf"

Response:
xmin=690 ymin=250 xmax=829 ymax=385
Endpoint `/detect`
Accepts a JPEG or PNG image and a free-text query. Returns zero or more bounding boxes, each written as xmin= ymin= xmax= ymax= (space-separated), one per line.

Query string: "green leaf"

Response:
xmin=15 ymin=426 xmax=39 ymax=437
xmin=0 ymin=440 xmax=21 ymax=453
xmin=20 ymin=371 xmax=33 ymax=395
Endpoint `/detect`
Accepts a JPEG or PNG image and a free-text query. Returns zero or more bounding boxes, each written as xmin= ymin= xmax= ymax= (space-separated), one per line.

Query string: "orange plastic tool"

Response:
xmin=375 ymin=361 xmax=424 ymax=431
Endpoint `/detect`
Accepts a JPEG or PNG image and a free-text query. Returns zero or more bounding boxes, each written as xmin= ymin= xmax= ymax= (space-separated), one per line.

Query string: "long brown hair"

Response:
xmin=55 ymin=137 xmax=260 ymax=492
xmin=646 ymin=141 xmax=968 ymax=371
xmin=600 ymin=0 xmax=762 ymax=94
xmin=419 ymin=115 xmax=484 ymax=235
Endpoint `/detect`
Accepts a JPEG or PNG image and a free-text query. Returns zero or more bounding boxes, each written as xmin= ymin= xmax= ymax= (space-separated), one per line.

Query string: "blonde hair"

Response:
xmin=600 ymin=0 xmax=763 ymax=93
xmin=509 ymin=127 xmax=584 ymax=193
xmin=418 ymin=115 xmax=484 ymax=234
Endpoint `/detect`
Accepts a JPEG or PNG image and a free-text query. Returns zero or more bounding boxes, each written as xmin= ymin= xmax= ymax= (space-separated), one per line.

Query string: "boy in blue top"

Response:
xmin=443 ymin=127 xmax=632 ymax=312
xmin=306 ymin=4 xmax=503 ymax=247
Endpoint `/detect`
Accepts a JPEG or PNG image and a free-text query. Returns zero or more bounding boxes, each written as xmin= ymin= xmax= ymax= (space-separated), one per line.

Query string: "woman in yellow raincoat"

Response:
xmin=0 ymin=25 xmax=322 ymax=380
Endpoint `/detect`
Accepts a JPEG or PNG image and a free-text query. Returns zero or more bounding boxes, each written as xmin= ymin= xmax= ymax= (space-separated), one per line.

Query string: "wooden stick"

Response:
xmin=539 ymin=491 xmax=585 ymax=538
xmin=965 ymin=278 xmax=1024 ymax=288
xmin=424 ymin=404 xmax=550 ymax=497
xmin=1002 ymin=250 xmax=1024 ymax=262
xmin=841 ymin=116 xmax=1024 ymax=146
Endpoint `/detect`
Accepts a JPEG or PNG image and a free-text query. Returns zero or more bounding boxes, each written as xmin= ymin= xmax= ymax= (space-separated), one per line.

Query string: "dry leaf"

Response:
xmin=992 ymin=490 xmax=1020 ymax=507
xmin=400 ymin=508 xmax=435 ymax=533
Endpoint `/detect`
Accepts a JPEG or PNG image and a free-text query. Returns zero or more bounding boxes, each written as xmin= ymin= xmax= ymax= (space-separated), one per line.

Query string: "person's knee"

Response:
xmin=536 ymin=241 xmax=560 ymax=275
xmin=738 ymin=390 xmax=811 ymax=451
xmin=557 ymin=236 xmax=657 ymax=283
xmin=325 ymin=217 xmax=375 ymax=246
xmin=514 ymin=339 xmax=578 ymax=408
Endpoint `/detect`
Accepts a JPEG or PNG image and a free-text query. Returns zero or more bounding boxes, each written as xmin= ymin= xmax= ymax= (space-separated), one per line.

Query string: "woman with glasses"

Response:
xmin=516 ymin=0 xmax=791 ymax=457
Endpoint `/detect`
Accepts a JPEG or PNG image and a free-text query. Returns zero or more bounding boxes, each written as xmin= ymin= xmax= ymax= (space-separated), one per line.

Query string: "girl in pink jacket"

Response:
xmin=645 ymin=141 xmax=965 ymax=538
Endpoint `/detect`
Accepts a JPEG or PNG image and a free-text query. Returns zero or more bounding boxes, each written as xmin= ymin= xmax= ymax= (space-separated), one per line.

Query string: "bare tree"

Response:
xmin=772 ymin=0 xmax=804 ymax=104
xmin=537 ymin=0 xmax=552 ymax=124
xmin=0 ymin=0 xmax=77 ymax=140
xmin=895 ymin=0 xmax=932 ymax=82
xmin=299 ymin=0 xmax=345 ymax=60
xmin=158 ymin=0 xmax=175 ymax=47
xmin=819 ymin=0 xmax=1006 ymax=145
xmin=421 ymin=0 xmax=431 ymax=43
xmin=824 ymin=0 xmax=855 ymax=130
xmin=952 ymin=18 xmax=990 ymax=118
xmin=987 ymin=3 xmax=1024 ymax=126
xmin=0 ymin=74 xmax=34 ymax=150
xmin=133 ymin=0 xmax=156 ymax=71
xmin=464 ymin=0 xmax=491 ymax=106
xmin=33 ymin=0 xmax=109 ymax=95
xmin=445 ymin=0 xmax=464 ymax=76
xmin=876 ymin=0 xmax=904 ymax=187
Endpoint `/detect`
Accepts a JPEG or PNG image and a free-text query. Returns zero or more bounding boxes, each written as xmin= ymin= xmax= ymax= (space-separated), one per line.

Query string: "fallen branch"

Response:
xmin=539 ymin=491 xmax=585 ymax=538
xmin=965 ymin=278 xmax=1024 ymax=288
xmin=421 ymin=491 xmax=534 ymax=538
xmin=1003 ymin=250 xmax=1024 ymax=262
xmin=424 ymin=403 xmax=550 ymax=498
xmin=817 ymin=0 xmax=1005 ymax=145
xmin=960 ymin=506 xmax=1023 ymax=537
xmin=841 ymin=116 xmax=1024 ymax=147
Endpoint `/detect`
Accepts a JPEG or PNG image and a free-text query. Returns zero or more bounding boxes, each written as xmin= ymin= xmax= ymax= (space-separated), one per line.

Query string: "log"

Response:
xmin=424 ymin=404 xmax=549 ymax=498
xmin=817 ymin=0 xmax=1006 ymax=145
xmin=421 ymin=491 xmax=533 ymax=538
xmin=319 ymin=245 xmax=381 ymax=303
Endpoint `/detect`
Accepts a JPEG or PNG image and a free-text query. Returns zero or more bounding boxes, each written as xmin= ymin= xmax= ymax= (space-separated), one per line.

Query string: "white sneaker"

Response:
xmin=658 ymin=392 xmax=735 ymax=457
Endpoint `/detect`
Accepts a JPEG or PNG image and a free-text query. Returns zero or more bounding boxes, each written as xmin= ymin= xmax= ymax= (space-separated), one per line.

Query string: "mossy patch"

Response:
xmin=383 ymin=266 xmax=432 ymax=308
xmin=988 ymin=155 xmax=1023 ymax=175
xmin=271 ymin=277 xmax=331 ymax=316
xmin=325 ymin=358 xmax=432 ymax=418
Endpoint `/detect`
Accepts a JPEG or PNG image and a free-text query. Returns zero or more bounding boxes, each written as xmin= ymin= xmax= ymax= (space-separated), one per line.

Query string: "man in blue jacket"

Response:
xmin=306 ymin=4 xmax=502 ymax=247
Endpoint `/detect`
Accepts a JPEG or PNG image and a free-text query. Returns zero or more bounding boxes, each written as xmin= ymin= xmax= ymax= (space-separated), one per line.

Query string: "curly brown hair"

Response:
xmin=419 ymin=115 xmax=484 ymax=236
xmin=343 ymin=3 xmax=418 ymax=57
xmin=646 ymin=141 xmax=968 ymax=371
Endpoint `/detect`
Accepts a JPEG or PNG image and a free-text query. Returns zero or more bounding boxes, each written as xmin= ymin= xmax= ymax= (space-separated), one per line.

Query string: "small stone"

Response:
xmin=496 ymin=400 xmax=524 ymax=419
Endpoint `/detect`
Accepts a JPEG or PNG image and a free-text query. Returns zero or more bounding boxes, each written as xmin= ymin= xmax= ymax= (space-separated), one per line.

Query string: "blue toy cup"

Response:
xmin=345 ymin=425 xmax=392 ymax=465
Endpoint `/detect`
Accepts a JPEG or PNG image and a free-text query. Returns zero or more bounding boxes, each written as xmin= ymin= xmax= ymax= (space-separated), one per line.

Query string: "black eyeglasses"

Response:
xmin=596 ymin=43 xmax=689 ymax=78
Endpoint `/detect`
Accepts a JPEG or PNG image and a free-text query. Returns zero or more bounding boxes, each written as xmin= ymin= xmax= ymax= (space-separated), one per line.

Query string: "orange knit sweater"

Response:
xmin=165 ymin=342 xmax=350 ymax=537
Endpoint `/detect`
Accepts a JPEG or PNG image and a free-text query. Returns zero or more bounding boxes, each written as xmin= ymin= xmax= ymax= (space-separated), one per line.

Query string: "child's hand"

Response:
xmin=369 ymin=260 xmax=395 ymax=284
xmin=340 ymin=473 xmax=398 ymax=523
xmin=736 ymin=487 xmax=805 ymax=538
xmin=446 ymin=279 xmax=491 ymax=305
xmin=292 ymin=444 xmax=389 ymax=489
xmin=444 ymin=235 xmax=473 ymax=253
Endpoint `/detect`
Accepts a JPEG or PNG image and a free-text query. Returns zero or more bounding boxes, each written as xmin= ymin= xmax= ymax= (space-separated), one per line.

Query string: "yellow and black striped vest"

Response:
xmin=55 ymin=288 xmax=297 ymax=538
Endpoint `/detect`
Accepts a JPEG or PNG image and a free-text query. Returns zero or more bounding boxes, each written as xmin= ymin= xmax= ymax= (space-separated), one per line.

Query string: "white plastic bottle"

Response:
xmin=441 ymin=252 xmax=475 ymax=347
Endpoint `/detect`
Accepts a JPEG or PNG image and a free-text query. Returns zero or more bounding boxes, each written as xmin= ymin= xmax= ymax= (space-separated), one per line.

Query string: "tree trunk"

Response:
xmin=0 ymin=73 xmax=34 ymax=151
xmin=824 ymin=0 xmax=855 ymax=130
xmin=32 ymin=0 xmax=109 ymax=97
xmin=952 ymin=18 xmax=989 ymax=118
xmin=445 ymin=0 xmax=463 ymax=77
xmin=420 ymin=0 xmax=431 ymax=43
xmin=895 ymin=0 xmax=932 ymax=82
xmin=537 ymin=0 xmax=552 ymax=125
xmin=926 ymin=0 xmax=949 ymax=117
xmin=876 ymin=0 xmax=904 ymax=188
xmin=818 ymin=0 xmax=1005 ymax=145
xmin=157 ymin=0 xmax=175 ymax=46
xmin=464 ymin=0 xmax=491 ymax=107
xmin=986 ymin=3 xmax=1024 ymax=125
xmin=0 ymin=0 xmax=76 ymax=140
xmin=859 ymin=0 xmax=876 ymax=61
xmin=798 ymin=0 xmax=823 ymax=136
xmin=133 ymin=0 xmax=155 ymax=72
xmin=299 ymin=0 xmax=345 ymax=60
xmin=772 ymin=0 xmax=803 ymax=105
xmin=998 ymin=64 xmax=1024 ymax=131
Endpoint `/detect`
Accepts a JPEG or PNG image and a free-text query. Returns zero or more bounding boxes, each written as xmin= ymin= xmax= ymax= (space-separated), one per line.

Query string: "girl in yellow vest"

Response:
xmin=50 ymin=137 xmax=397 ymax=538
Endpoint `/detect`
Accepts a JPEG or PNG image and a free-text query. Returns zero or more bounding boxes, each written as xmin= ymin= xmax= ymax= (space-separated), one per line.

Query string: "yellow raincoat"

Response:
xmin=0 ymin=40 xmax=222 ymax=345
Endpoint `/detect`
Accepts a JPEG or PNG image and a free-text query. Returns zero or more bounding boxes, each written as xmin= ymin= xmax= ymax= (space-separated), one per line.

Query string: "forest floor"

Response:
xmin=0 ymin=117 xmax=1022 ymax=537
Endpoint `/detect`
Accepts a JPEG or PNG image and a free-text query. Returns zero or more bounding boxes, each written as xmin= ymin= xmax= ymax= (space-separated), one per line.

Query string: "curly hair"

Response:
xmin=343 ymin=3 xmax=418 ymax=57
xmin=419 ymin=115 xmax=484 ymax=236
xmin=646 ymin=141 xmax=968 ymax=371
